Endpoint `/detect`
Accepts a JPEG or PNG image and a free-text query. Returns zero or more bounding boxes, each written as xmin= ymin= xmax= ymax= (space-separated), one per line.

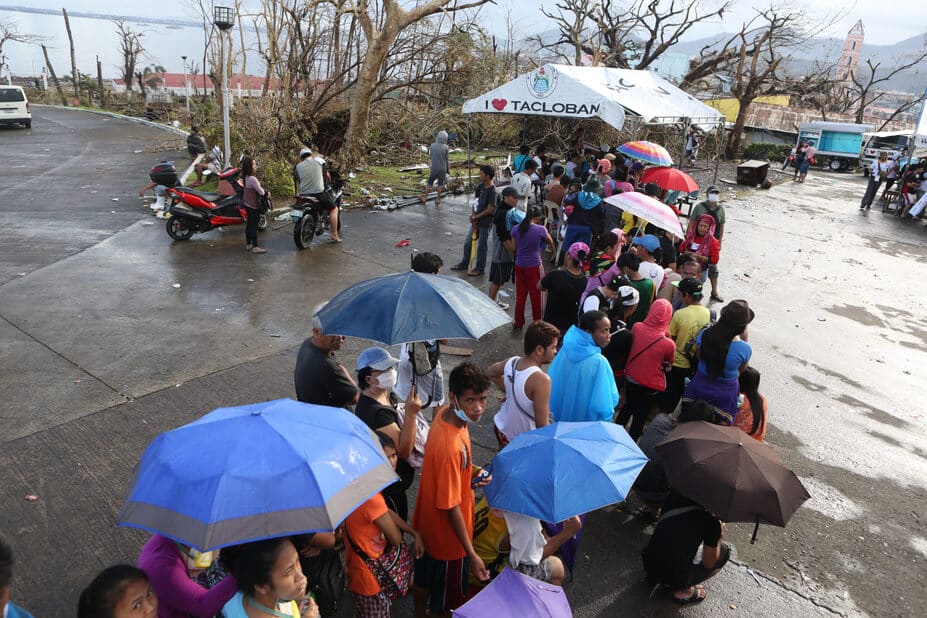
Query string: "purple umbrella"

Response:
xmin=453 ymin=568 xmax=572 ymax=618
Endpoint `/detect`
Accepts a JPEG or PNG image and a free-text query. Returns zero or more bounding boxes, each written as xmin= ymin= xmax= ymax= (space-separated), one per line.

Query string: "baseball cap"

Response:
xmin=583 ymin=176 xmax=602 ymax=193
xmin=618 ymin=285 xmax=640 ymax=307
xmin=501 ymin=186 xmax=523 ymax=199
xmin=356 ymin=347 xmax=400 ymax=371
xmin=567 ymin=242 xmax=590 ymax=263
xmin=606 ymin=274 xmax=631 ymax=291
xmin=632 ymin=234 xmax=660 ymax=253
xmin=299 ymin=147 xmax=312 ymax=158
xmin=672 ymin=276 xmax=703 ymax=298
xmin=706 ymin=185 xmax=721 ymax=194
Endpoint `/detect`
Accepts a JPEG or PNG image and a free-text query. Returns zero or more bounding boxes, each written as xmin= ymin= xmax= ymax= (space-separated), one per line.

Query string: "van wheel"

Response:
xmin=25 ymin=121 xmax=31 ymax=129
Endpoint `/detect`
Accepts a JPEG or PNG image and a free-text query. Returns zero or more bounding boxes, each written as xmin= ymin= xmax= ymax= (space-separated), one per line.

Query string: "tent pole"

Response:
xmin=680 ymin=118 xmax=690 ymax=169
xmin=522 ymin=115 xmax=528 ymax=144
xmin=713 ymin=122 xmax=722 ymax=185
xmin=466 ymin=114 xmax=472 ymax=188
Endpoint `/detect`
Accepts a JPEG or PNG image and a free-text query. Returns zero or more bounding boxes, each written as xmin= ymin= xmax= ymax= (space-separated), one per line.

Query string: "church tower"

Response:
xmin=836 ymin=20 xmax=865 ymax=85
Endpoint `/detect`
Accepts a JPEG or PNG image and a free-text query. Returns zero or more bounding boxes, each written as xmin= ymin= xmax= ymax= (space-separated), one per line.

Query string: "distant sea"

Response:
xmin=0 ymin=8 xmax=264 ymax=80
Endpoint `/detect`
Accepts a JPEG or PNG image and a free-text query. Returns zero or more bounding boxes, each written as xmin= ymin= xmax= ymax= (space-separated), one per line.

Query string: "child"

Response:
xmin=511 ymin=206 xmax=554 ymax=330
xmin=734 ymin=367 xmax=767 ymax=441
xmin=78 ymin=565 xmax=157 ymax=618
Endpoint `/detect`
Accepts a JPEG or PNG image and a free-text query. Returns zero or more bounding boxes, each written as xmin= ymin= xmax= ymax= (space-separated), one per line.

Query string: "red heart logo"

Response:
xmin=491 ymin=98 xmax=507 ymax=111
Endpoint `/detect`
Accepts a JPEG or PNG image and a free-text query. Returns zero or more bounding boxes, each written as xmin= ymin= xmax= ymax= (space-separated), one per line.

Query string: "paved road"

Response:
xmin=1 ymin=108 xmax=925 ymax=616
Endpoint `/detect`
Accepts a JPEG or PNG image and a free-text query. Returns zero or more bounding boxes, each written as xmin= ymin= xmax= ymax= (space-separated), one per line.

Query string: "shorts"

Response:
xmin=427 ymin=171 xmax=447 ymax=187
xmin=798 ymin=159 xmax=811 ymax=174
xmin=684 ymin=543 xmax=731 ymax=587
xmin=489 ymin=261 xmax=514 ymax=286
xmin=302 ymin=190 xmax=336 ymax=211
xmin=701 ymin=263 xmax=719 ymax=280
xmin=514 ymin=558 xmax=554 ymax=582
xmin=413 ymin=553 xmax=469 ymax=614
xmin=350 ymin=591 xmax=391 ymax=618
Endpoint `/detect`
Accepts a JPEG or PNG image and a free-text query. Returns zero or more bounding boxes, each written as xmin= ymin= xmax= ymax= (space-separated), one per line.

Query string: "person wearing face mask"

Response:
xmin=688 ymin=186 xmax=725 ymax=246
xmin=412 ymin=363 xmax=493 ymax=616
xmin=355 ymin=347 xmax=422 ymax=521
xmin=221 ymin=538 xmax=319 ymax=618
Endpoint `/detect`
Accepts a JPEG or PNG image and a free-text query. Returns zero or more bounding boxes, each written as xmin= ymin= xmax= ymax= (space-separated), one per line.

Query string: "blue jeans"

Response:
xmin=458 ymin=223 xmax=491 ymax=272
xmin=561 ymin=224 xmax=592 ymax=256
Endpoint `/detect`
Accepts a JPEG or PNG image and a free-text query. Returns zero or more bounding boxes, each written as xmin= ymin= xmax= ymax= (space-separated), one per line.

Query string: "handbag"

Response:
xmin=299 ymin=548 xmax=345 ymax=617
xmin=345 ymin=532 xmax=414 ymax=600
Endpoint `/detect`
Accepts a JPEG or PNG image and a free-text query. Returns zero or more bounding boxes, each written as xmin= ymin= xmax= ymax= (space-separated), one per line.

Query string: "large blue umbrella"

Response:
xmin=314 ymin=271 xmax=510 ymax=345
xmin=118 ymin=399 xmax=398 ymax=551
xmin=484 ymin=422 xmax=648 ymax=523
xmin=453 ymin=568 xmax=571 ymax=617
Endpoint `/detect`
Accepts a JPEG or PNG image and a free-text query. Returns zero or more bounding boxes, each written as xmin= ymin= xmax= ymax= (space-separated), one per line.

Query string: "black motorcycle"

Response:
xmin=291 ymin=179 xmax=346 ymax=249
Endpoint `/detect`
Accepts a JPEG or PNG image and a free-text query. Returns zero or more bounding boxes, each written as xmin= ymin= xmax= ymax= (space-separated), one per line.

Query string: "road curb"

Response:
xmin=32 ymin=104 xmax=188 ymax=138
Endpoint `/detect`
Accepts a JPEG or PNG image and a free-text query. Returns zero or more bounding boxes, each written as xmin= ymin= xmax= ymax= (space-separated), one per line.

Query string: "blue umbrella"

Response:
xmin=118 ymin=399 xmax=398 ymax=551
xmin=453 ymin=568 xmax=572 ymax=617
xmin=314 ymin=271 xmax=510 ymax=345
xmin=484 ymin=422 xmax=648 ymax=523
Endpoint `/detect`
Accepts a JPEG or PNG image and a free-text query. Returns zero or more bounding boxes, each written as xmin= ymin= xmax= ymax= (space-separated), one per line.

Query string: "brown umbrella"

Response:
xmin=656 ymin=421 xmax=810 ymax=543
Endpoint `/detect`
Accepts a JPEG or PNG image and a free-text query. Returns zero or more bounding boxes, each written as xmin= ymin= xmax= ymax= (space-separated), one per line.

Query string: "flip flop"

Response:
xmin=673 ymin=585 xmax=706 ymax=605
xmin=468 ymin=270 xmax=483 ymax=276
xmin=450 ymin=264 xmax=467 ymax=271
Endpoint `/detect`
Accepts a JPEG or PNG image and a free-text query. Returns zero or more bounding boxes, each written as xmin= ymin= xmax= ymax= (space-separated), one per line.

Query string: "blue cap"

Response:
xmin=356 ymin=347 xmax=400 ymax=371
xmin=632 ymin=234 xmax=660 ymax=252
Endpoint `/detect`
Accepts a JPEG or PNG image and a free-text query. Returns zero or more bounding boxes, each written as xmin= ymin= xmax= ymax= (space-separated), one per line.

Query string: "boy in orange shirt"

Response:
xmin=412 ymin=362 xmax=492 ymax=616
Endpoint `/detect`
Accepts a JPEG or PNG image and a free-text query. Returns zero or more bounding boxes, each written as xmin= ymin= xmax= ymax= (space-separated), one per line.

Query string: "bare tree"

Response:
xmin=844 ymin=41 xmax=927 ymax=124
xmin=0 ymin=17 xmax=45 ymax=57
xmin=341 ymin=0 xmax=491 ymax=160
xmin=62 ymin=9 xmax=79 ymax=99
xmin=41 ymin=44 xmax=67 ymax=105
xmin=534 ymin=0 xmax=599 ymax=65
xmin=114 ymin=21 xmax=144 ymax=99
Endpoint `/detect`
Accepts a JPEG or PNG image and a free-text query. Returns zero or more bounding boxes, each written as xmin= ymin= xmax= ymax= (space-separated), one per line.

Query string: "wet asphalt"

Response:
xmin=1 ymin=107 xmax=925 ymax=617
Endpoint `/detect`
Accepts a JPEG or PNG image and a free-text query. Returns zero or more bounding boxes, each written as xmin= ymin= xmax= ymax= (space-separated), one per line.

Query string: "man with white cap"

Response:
xmin=294 ymin=146 xmax=341 ymax=242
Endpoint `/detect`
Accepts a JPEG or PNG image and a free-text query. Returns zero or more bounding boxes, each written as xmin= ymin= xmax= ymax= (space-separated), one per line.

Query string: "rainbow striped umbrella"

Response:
xmin=617 ymin=141 xmax=673 ymax=166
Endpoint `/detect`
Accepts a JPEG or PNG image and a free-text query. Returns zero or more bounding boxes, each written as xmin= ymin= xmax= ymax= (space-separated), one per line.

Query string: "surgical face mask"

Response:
xmin=451 ymin=397 xmax=473 ymax=423
xmin=375 ymin=367 xmax=397 ymax=390
xmin=708 ymin=193 xmax=719 ymax=203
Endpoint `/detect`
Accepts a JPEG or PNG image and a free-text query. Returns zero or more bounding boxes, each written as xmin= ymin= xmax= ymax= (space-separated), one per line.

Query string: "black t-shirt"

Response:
xmin=354 ymin=395 xmax=415 ymax=515
xmin=641 ymin=491 xmax=722 ymax=588
xmin=474 ymin=184 xmax=496 ymax=224
xmin=294 ymin=338 xmax=358 ymax=408
xmin=493 ymin=204 xmax=513 ymax=242
xmin=658 ymin=236 xmax=677 ymax=268
xmin=603 ymin=324 xmax=633 ymax=373
xmin=541 ymin=269 xmax=588 ymax=337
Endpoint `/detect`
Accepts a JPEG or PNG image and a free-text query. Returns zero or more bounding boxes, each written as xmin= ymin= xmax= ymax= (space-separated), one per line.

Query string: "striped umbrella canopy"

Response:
xmin=617 ymin=141 xmax=674 ymax=166
xmin=118 ymin=399 xmax=398 ymax=550
xmin=604 ymin=191 xmax=685 ymax=238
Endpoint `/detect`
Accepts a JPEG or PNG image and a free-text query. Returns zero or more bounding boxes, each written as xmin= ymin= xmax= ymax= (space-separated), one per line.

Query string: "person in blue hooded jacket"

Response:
xmin=561 ymin=177 xmax=605 ymax=254
xmin=548 ymin=310 xmax=620 ymax=422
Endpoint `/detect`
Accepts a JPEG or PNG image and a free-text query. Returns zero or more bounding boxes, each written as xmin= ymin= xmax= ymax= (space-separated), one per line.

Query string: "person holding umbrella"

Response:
xmin=641 ymin=488 xmax=731 ymax=605
xmin=355 ymin=347 xmax=422 ymax=520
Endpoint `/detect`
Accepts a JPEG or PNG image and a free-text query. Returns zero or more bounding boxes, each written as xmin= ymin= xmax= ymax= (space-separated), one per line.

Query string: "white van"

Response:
xmin=0 ymin=86 xmax=31 ymax=129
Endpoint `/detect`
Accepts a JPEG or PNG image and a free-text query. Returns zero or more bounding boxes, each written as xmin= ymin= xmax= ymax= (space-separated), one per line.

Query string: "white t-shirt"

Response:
xmin=510 ymin=172 xmax=535 ymax=211
xmin=502 ymin=511 xmax=546 ymax=568
xmin=638 ymin=261 xmax=665 ymax=289
xmin=493 ymin=357 xmax=542 ymax=441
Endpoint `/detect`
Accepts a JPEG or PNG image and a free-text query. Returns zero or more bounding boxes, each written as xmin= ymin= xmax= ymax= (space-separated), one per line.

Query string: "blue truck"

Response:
xmin=796 ymin=121 xmax=874 ymax=171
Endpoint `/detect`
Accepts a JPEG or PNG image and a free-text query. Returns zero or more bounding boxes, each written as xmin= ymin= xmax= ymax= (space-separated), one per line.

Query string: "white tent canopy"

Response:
xmin=462 ymin=64 xmax=724 ymax=130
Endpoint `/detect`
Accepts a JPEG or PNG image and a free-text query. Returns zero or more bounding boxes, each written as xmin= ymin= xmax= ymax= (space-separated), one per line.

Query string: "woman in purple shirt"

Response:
xmin=511 ymin=206 xmax=554 ymax=330
xmin=240 ymin=156 xmax=268 ymax=254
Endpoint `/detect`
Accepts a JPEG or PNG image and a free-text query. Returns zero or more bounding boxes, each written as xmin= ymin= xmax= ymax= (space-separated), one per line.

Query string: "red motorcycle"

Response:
xmin=163 ymin=167 xmax=268 ymax=241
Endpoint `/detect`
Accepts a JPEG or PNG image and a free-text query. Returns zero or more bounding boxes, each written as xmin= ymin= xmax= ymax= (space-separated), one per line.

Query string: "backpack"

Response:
xmin=683 ymin=311 xmax=717 ymax=366
xmin=300 ymin=548 xmax=345 ymax=617
xmin=409 ymin=341 xmax=440 ymax=377
xmin=505 ymin=208 xmax=526 ymax=232
xmin=513 ymin=154 xmax=530 ymax=173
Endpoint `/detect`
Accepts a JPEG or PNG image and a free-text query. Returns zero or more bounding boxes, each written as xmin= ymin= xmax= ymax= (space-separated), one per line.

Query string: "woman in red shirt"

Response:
xmin=734 ymin=367 xmax=767 ymax=442
xmin=616 ymin=299 xmax=676 ymax=440
xmin=680 ymin=214 xmax=720 ymax=283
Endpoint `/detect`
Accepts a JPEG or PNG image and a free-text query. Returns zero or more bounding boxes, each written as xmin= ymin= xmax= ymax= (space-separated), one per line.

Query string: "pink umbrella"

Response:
xmin=604 ymin=192 xmax=684 ymax=238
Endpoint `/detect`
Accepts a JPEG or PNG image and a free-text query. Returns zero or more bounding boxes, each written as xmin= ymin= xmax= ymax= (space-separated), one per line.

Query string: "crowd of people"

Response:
xmin=860 ymin=150 xmax=927 ymax=220
xmin=2 ymin=143 xmax=782 ymax=618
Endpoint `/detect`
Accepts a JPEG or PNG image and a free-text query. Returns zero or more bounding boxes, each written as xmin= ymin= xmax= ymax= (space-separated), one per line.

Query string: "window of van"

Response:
xmin=0 ymin=88 xmax=26 ymax=103
xmin=865 ymin=135 xmax=908 ymax=150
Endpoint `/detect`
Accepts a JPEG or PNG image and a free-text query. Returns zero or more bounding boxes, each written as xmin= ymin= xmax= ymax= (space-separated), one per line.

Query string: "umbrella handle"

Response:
xmin=750 ymin=519 xmax=759 ymax=545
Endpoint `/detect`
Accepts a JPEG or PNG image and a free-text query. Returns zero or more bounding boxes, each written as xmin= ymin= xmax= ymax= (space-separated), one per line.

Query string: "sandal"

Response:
xmin=673 ymin=585 xmax=706 ymax=605
xmin=468 ymin=270 xmax=483 ymax=276
xmin=710 ymin=294 xmax=724 ymax=302
xmin=450 ymin=264 xmax=467 ymax=271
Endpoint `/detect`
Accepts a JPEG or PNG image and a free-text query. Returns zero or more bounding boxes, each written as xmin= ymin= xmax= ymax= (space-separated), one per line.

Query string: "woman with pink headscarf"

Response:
xmin=680 ymin=214 xmax=720 ymax=285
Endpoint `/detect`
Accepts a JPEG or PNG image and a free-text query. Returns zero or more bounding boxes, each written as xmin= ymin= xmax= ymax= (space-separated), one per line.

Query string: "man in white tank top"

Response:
xmin=487 ymin=321 xmax=560 ymax=446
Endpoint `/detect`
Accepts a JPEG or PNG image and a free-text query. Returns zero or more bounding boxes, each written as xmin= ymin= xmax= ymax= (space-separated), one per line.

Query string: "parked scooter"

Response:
xmin=164 ymin=167 xmax=267 ymax=241
xmin=291 ymin=178 xmax=346 ymax=249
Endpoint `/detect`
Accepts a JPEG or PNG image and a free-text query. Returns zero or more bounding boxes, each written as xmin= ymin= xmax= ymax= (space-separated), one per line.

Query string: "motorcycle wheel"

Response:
xmin=166 ymin=216 xmax=195 ymax=241
xmin=258 ymin=212 xmax=268 ymax=231
xmin=294 ymin=211 xmax=319 ymax=249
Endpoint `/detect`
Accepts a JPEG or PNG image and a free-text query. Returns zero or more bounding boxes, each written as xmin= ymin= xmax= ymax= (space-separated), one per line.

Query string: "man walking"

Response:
xmin=451 ymin=164 xmax=496 ymax=276
xmin=861 ymin=151 xmax=892 ymax=210
xmin=294 ymin=310 xmax=359 ymax=408
xmin=421 ymin=130 xmax=450 ymax=206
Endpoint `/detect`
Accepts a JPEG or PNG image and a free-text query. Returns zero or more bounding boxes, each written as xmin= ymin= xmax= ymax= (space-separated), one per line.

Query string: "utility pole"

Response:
xmin=97 ymin=55 xmax=106 ymax=107
xmin=181 ymin=55 xmax=190 ymax=113
xmin=213 ymin=6 xmax=235 ymax=168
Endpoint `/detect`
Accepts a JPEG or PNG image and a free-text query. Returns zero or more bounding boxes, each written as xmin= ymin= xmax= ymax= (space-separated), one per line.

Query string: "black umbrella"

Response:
xmin=656 ymin=421 xmax=810 ymax=543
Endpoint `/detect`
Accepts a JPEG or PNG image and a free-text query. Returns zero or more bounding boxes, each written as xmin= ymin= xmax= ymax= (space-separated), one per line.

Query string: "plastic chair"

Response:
xmin=543 ymin=200 xmax=561 ymax=259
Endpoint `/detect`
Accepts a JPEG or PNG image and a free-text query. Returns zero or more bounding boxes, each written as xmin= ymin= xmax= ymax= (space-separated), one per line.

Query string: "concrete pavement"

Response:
xmin=1 ymin=108 xmax=925 ymax=616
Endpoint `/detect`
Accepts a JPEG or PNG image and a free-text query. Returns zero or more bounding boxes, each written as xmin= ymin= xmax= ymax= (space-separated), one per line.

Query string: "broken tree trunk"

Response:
xmin=41 ymin=45 xmax=68 ymax=106
xmin=62 ymin=8 xmax=80 ymax=100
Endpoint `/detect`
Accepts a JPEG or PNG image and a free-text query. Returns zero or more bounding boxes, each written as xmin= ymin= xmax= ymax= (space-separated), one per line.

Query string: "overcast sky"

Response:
xmin=15 ymin=0 xmax=926 ymax=45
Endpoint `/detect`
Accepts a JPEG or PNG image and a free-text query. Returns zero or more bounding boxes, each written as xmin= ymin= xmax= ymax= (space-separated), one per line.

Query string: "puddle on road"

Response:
xmin=836 ymin=394 xmax=909 ymax=429
xmin=799 ymin=476 xmax=864 ymax=521
xmin=793 ymin=375 xmax=828 ymax=392
xmin=861 ymin=234 xmax=927 ymax=259
xmin=824 ymin=304 xmax=886 ymax=328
